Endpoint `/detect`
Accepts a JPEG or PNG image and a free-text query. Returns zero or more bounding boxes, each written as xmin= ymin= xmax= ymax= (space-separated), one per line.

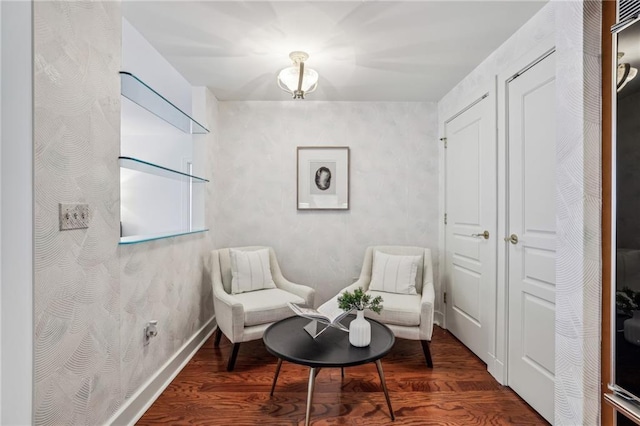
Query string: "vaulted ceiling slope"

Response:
xmin=123 ymin=1 xmax=547 ymax=102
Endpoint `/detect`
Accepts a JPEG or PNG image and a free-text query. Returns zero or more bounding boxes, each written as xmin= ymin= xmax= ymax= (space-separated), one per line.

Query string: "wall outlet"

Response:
xmin=144 ymin=320 xmax=158 ymax=346
xmin=59 ymin=203 xmax=90 ymax=230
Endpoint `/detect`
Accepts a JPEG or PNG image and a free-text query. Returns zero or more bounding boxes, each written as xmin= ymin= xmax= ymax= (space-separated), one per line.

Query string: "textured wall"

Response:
xmin=553 ymin=1 xmax=602 ymax=424
xmin=215 ymin=101 xmax=438 ymax=305
xmin=118 ymin=233 xmax=214 ymax=402
xmin=33 ymin=2 xmax=122 ymax=424
xmin=33 ymin=2 xmax=216 ymax=425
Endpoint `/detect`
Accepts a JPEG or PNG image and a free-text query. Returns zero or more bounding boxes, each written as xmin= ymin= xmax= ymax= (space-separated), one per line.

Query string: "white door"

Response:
xmin=506 ymin=51 xmax=556 ymax=423
xmin=445 ymin=95 xmax=496 ymax=364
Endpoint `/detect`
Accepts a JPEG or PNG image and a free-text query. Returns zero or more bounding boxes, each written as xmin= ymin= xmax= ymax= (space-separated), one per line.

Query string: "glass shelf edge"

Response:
xmin=119 ymin=156 xmax=209 ymax=182
xmin=119 ymin=228 xmax=209 ymax=245
xmin=120 ymin=71 xmax=210 ymax=135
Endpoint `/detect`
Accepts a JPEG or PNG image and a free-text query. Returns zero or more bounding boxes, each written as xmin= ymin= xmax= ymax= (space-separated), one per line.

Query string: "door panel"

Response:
xmin=507 ymin=51 xmax=556 ymax=424
xmin=523 ymin=247 xmax=555 ymax=287
xmin=452 ymin=264 xmax=481 ymax=323
xmin=445 ymin=96 xmax=496 ymax=364
xmin=522 ymin=294 xmax=555 ymax=375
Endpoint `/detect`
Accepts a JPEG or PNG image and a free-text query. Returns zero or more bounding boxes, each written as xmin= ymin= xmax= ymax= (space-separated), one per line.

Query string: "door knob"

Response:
xmin=471 ymin=230 xmax=490 ymax=239
xmin=504 ymin=234 xmax=518 ymax=244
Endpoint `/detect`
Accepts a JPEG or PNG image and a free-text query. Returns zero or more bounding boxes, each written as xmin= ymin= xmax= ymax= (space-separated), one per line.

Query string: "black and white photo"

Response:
xmin=297 ymin=147 xmax=349 ymax=210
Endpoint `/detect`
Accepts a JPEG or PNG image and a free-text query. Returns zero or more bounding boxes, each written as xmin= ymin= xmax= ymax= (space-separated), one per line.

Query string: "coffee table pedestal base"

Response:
xmin=273 ymin=362 xmax=395 ymax=426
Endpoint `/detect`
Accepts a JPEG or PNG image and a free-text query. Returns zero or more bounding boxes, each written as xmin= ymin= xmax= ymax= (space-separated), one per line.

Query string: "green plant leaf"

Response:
xmin=337 ymin=287 xmax=383 ymax=314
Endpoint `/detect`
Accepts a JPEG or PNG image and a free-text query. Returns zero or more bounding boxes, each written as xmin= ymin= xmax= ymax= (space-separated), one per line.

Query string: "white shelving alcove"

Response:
xmin=119 ymin=71 xmax=209 ymax=244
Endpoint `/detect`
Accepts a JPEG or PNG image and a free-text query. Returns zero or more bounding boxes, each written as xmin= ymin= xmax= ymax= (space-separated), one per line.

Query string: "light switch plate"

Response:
xmin=59 ymin=203 xmax=90 ymax=230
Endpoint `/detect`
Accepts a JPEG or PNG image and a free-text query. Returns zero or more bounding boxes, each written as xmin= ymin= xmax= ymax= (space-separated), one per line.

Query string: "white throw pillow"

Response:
xmin=369 ymin=251 xmax=420 ymax=295
xmin=230 ymin=248 xmax=276 ymax=294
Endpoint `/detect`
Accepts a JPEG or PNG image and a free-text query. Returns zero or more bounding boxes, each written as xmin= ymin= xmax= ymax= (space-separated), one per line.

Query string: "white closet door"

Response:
xmin=506 ymin=51 xmax=556 ymax=424
xmin=445 ymin=96 xmax=496 ymax=364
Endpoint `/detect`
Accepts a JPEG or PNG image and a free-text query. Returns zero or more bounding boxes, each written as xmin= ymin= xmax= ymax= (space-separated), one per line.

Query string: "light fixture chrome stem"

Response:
xmin=295 ymin=62 xmax=305 ymax=99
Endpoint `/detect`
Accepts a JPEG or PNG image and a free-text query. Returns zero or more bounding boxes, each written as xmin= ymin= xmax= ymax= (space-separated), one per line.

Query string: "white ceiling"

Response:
xmin=123 ymin=1 xmax=547 ymax=102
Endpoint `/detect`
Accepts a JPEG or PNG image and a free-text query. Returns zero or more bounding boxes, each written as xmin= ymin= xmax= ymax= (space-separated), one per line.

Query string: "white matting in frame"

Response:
xmin=297 ymin=146 xmax=349 ymax=210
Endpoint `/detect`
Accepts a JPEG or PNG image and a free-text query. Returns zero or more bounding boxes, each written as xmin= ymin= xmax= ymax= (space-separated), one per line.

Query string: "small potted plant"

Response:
xmin=337 ymin=287 xmax=383 ymax=347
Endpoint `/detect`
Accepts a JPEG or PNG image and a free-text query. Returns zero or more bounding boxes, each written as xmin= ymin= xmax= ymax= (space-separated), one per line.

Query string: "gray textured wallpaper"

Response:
xmin=33 ymin=2 xmax=122 ymax=424
xmin=33 ymin=2 xmax=215 ymax=425
xmin=554 ymin=1 xmax=602 ymax=424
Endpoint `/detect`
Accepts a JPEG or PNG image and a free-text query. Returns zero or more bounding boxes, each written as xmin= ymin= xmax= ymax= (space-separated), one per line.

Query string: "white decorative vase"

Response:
xmin=349 ymin=310 xmax=371 ymax=347
xmin=624 ymin=310 xmax=640 ymax=346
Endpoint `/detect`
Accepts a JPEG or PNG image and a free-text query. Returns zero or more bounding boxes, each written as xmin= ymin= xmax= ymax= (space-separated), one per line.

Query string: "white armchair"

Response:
xmin=211 ymin=246 xmax=315 ymax=371
xmin=320 ymin=246 xmax=435 ymax=367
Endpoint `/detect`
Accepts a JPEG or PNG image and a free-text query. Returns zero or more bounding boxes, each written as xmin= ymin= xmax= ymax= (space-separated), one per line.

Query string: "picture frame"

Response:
xmin=297 ymin=146 xmax=350 ymax=210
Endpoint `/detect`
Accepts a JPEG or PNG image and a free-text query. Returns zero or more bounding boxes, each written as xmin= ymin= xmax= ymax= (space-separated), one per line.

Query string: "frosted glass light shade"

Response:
xmin=277 ymin=66 xmax=319 ymax=93
xmin=277 ymin=51 xmax=319 ymax=99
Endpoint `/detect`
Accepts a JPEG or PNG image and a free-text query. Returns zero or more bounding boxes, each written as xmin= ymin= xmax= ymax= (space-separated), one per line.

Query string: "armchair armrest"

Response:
xmin=275 ymin=276 xmax=315 ymax=306
xmin=419 ymin=283 xmax=435 ymax=341
xmin=268 ymin=250 xmax=315 ymax=306
xmin=317 ymin=278 xmax=369 ymax=313
xmin=211 ymin=251 xmax=245 ymax=343
xmin=342 ymin=269 xmax=372 ymax=295
xmin=417 ymin=247 xmax=435 ymax=340
xmin=343 ymin=279 xmax=367 ymax=294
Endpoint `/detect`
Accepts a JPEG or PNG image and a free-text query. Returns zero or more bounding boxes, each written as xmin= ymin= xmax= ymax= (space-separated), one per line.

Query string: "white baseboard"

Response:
xmin=108 ymin=317 xmax=217 ymax=426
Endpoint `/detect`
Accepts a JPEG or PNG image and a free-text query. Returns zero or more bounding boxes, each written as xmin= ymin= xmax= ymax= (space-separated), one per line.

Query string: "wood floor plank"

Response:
xmin=137 ymin=327 xmax=548 ymax=425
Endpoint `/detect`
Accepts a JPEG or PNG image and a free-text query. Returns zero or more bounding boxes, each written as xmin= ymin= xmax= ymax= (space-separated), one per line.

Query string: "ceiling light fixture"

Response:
xmin=617 ymin=52 xmax=638 ymax=92
xmin=277 ymin=51 xmax=318 ymax=99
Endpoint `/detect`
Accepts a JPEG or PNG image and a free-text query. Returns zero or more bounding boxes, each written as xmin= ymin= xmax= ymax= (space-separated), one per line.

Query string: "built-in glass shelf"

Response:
xmin=120 ymin=71 xmax=209 ymax=134
xmin=119 ymin=156 xmax=209 ymax=183
xmin=119 ymin=228 xmax=209 ymax=245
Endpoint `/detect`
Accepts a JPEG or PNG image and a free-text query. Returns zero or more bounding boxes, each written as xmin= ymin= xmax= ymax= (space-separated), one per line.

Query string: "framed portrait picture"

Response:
xmin=297 ymin=146 xmax=350 ymax=210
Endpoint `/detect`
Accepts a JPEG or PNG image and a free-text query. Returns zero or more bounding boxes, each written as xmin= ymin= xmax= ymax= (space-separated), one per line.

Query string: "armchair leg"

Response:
xmin=421 ymin=340 xmax=433 ymax=368
xmin=227 ymin=343 xmax=240 ymax=371
xmin=214 ymin=327 xmax=222 ymax=347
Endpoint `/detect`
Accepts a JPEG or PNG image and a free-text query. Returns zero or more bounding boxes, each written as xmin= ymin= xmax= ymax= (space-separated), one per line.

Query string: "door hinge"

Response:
xmin=440 ymin=137 xmax=447 ymax=148
xmin=444 ymin=292 xmax=447 ymax=304
xmin=444 ymin=213 xmax=447 ymax=225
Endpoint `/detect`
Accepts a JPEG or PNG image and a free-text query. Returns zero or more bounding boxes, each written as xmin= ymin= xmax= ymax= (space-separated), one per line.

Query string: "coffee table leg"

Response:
xmin=375 ymin=360 xmax=395 ymax=421
xmin=270 ymin=358 xmax=282 ymax=396
xmin=305 ymin=367 xmax=317 ymax=426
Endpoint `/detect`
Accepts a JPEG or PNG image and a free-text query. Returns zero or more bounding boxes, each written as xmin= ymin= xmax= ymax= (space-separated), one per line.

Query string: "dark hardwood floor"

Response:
xmin=138 ymin=326 xmax=548 ymax=425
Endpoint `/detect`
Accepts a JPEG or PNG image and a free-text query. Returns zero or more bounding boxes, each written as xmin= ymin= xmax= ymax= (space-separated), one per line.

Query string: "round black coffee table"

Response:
xmin=263 ymin=315 xmax=395 ymax=426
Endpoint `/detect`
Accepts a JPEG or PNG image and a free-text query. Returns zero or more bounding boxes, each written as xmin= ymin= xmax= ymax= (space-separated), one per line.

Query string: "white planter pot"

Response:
xmin=349 ymin=310 xmax=371 ymax=347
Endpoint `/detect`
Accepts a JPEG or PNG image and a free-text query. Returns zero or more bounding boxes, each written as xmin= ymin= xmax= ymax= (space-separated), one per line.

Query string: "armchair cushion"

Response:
xmin=232 ymin=288 xmax=304 ymax=327
xmin=365 ymin=290 xmax=421 ymax=327
xmin=369 ymin=251 xmax=420 ymax=295
xmin=230 ymin=248 xmax=276 ymax=294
